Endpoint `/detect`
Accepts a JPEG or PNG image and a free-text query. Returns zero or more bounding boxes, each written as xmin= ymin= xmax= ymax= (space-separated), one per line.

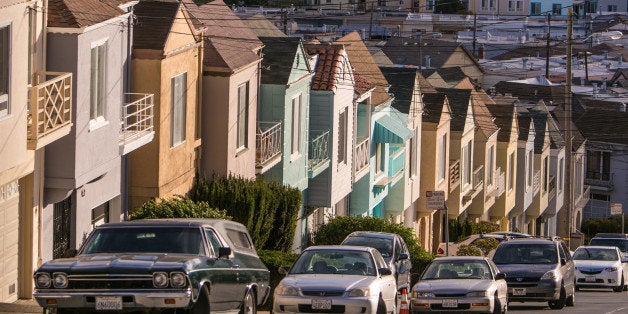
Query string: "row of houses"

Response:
xmin=0 ymin=0 xmax=588 ymax=303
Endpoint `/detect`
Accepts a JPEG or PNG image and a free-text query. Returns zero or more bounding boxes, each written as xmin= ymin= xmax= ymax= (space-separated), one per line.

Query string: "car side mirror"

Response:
xmin=218 ymin=247 xmax=231 ymax=259
xmin=398 ymin=253 xmax=409 ymax=261
xmin=495 ymin=273 xmax=506 ymax=281
xmin=64 ymin=249 xmax=78 ymax=258
xmin=278 ymin=265 xmax=291 ymax=275
xmin=560 ymin=257 xmax=567 ymax=265
xmin=379 ymin=268 xmax=393 ymax=276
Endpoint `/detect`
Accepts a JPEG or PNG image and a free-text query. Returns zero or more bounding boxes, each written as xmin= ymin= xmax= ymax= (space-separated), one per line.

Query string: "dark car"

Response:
xmin=33 ymin=219 xmax=270 ymax=313
xmin=589 ymin=233 xmax=628 ymax=256
xmin=341 ymin=231 xmax=412 ymax=292
xmin=491 ymin=237 xmax=575 ymax=309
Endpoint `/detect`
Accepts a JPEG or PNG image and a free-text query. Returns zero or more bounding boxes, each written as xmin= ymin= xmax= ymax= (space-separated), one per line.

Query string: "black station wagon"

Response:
xmin=33 ymin=219 xmax=270 ymax=313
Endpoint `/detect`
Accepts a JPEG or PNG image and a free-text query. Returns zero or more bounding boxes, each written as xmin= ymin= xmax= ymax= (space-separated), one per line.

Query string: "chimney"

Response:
xmin=478 ymin=45 xmax=485 ymax=59
xmin=523 ymin=57 xmax=529 ymax=69
xmin=424 ymin=55 xmax=431 ymax=68
xmin=593 ymin=83 xmax=598 ymax=98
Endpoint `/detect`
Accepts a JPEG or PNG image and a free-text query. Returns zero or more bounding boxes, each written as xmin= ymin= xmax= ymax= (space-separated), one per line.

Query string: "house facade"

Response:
xmin=511 ymin=113 xmax=536 ymax=233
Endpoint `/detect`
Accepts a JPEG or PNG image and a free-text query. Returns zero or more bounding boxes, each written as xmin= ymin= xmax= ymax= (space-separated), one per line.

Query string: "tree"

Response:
xmin=434 ymin=0 xmax=468 ymax=14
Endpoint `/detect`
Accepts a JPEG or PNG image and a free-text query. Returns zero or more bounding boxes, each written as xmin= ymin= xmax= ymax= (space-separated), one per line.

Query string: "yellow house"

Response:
xmin=128 ymin=1 xmax=202 ymax=209
xmin=525 ymin=107 xmax=552 ymax=235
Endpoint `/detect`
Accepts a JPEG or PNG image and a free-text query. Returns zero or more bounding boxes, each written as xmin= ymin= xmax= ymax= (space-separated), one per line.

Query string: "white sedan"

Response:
xmin=573 ymin=246 xmax=628 ymax=292
xmin=273 ymin=245 xmax=397 ymax=314
xmin=410 ymin=256 xmax=508 ymax=313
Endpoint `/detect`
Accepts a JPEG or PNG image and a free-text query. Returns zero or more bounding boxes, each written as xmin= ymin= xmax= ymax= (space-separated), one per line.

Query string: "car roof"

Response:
xmin=304 ymin=245 xmax=379 ymax=253
xmin=97 ymin=219 xmax=248 ymax=232
xmin=433 ymin=256 xmax=489 ymax=262
xmin=593 ymin=233 xmax=628 ymax=239
xmin=576 ymin=245 xmax=621 ymax=250
xmin=345 ymin=231 xmax=397 ymax=240
xmin=499 ymin=238 xmax=558 ymax=245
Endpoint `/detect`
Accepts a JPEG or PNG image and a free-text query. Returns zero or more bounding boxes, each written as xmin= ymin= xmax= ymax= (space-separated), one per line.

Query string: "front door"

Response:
xmin=53 ymin=197 xmax=72 ymax=259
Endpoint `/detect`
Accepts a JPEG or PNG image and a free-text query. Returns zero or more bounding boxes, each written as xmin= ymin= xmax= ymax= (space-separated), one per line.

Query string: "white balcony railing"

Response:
xmin=449 ymin=159 xmax=461 ymax=193
xmin=27 ymin=72 xmax=73 ymax=149
xmin=533 ymin=170 xmax=541 ymax=196
xmin=119 ymin=93 xmax=154 ymax=155
xmin=256 ymin=121 xmax=282 ymax=172
xmin=354 ymin=137 xmax=369 ymax=176
xmin=308 ymin=129 xmax=330 ymax=178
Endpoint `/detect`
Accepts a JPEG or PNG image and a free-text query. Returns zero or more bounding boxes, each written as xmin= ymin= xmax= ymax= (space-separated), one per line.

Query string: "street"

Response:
xmin=508 ymin=288 xmax=628 ymax=314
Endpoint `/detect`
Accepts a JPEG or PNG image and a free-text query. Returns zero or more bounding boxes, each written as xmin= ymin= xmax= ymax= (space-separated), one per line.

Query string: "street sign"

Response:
xmin=611 ymin=203 xmax=623 ymax=216
xmin=426 ymin=190 xmax=445 ymax=210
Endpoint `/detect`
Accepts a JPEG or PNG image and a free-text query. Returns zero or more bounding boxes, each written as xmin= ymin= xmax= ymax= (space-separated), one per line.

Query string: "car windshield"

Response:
xmin=81 ymin=227 xmax=205 ymax=255
xmin=421 ymin=260 xmax=493 ymax=280
xmin=492 ymin=244 xmax=557 ymax=264
xmin=589 ymin=239 xmax=628 ymax=253
xmin=573 ymin=248 xmax=619 ymax=261
xmin=342 ymin=236 xmax=393 ymax=258
xmin=290 ymin=250 xmax=376 ymax=276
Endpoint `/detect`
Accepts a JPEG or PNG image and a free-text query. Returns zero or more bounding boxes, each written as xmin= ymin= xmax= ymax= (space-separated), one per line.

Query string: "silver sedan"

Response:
xmin=273 ymin=245 xmax=397 ymax=314
xmin=410 ymin=256 xmax=508 ymax=313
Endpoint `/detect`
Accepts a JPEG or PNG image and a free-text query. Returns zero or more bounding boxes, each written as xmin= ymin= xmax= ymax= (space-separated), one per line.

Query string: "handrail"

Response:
xmin=309 ymin=129 xmax=330 ymax=171
xmin=27 ymin=72 xmax=72 ymax=141
xmin=256 ymin=121 xmax=282 ymax=166
xmin=120 ymin=93 xmax=154 ymax=144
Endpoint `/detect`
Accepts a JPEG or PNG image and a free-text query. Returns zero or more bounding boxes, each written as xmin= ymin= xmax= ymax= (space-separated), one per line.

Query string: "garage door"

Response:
xmin=0 ymin=180 xmax=19 ymax=302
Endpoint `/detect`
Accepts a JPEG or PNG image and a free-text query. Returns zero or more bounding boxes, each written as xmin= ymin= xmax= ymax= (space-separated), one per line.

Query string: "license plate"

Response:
xmin=312 ymin=299 xmax=332 ymax=310
xmin=513 ymin=288 xmax=526 ymax=296
xmin=442 ymin=299 xmax=458 ymax=308
xmin=585 ymin=276 xmax=596 ymax=282
xmin=95 ymin=296 xmax=123 ymax=310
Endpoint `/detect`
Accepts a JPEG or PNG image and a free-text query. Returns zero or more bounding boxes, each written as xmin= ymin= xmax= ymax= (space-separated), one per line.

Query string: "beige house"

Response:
xmin=525 ymin=111 xmax=551 ymax=235
xmin=128 ymin=1 xmax=202 ymax=209
xmin=0 ymin=0 xmax=72 ymax=301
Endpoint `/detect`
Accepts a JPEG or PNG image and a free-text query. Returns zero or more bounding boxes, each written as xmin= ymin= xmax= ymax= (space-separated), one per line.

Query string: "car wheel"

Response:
xmin=492 ymin=293 xmax=503 ymax=314
xmin=613 ymin=277 xmax=624 ymax=292
xmin=548 ymin=286 xmax=566 ymax=309
xmin=189 ymin=285 xmax=211 ymax=314
xmin=376 ymin=296 xmax=387 ymax=314
xmin=566 ymin=286 xmax=575 ymax=306
xmin=240 ymin=289 xmax=257 ymax=314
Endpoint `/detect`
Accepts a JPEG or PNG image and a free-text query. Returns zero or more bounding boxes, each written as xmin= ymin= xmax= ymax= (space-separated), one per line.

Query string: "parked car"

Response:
xmin=341 ymin=231 xmax=412 ymax=292
xmin=573 ymin=246 xmax=628 ymax=292
xmin=487 ymin=231 xmax=533 ymax=238
xmin=589 ymin=233 xmax=628 ymax=256
xmin=410 ymin=256 xmax=508 ymax=313
xmin=437 ymin=233 xmax=512 ymax=256
xmin=33 ymin=219 xmax=270 ymax=313
xmin=273 ymin=245 xmax=397 ymax=314
xmin=491 ymin=237 xmax=575 ymax=309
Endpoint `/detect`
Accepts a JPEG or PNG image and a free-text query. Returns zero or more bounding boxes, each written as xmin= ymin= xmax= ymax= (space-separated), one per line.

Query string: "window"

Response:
xmin=462 ymin=140 xmax=472 ymax=188
xmin=237 ymin=82 xmax=249 ymax=149
xmin=558 ymin=157 xmax=564 ymax=192
xmin=226 ymin=229 xmax=253 ymax=251
xmin=527 ymin=151 xmax=533 ymax=188
xmin=376 ymin=143 xmax=384 ymax=174
xmin=426 ymin=0 xmax=435 ymax=10
xmin=542 ymin=156 xmax=549 ymax=193
xmin=531 ymin=2 xmax=541 ymax=15
xmin=586 ymin=1 xmax=597 ymax=13
xmin=481 ymin=0 xmax=488 ymax=10
xmin=0 ymin=25 xmax=9 ymax=118
xmin=508 ymin=153 xmax=515 ymax=191
xmin=409 ymin=128 xmax=418 ymax=177
xmin=608 ymin=5 xmax=617 ymax=12
xmin=338 ymin=109 xmax=348 ymax=164
xmin=204 ymin=229 xmax=222 ymax=256
xmin=516 ymin=0 xmax=523 ymax=11
xmin=487 ymin=145 xmax=494 ymax=186
xmin=508 ymin=0 xmax=515 ymax=11
xmin=587 ymin=150 xmax=611 ymax=180
xmin=90 ymin=40 xmax=107 ymax=120
xmin=91 ymin=202 xmax=109 ymax=228
xmin=437 ymin=133 xmax=447 ymax=182
xmin=291 ymin=94 xmax=302 ymax=155
xmin=171 ymin=72 xmax=187 ymax=147
xmin=552 ymin=3 xmax=561 ymax=15
xmin=489 ymin=0 xmax=495 ymax=10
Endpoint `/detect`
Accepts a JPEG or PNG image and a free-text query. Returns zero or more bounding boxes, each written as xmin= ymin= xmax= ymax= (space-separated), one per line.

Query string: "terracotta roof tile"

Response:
xmin=305 ymin=44 xmax=345 ymax=91
xmin=353 ymin=70 xmax=375 ymax=96
xmin=48 ymin=0 xmax=124 ymax=28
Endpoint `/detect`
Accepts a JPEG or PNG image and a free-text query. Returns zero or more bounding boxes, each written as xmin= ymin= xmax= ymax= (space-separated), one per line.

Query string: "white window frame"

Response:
xmin=338 ymin=108 xmax=347 ymax=164
xmin=426 ymin=0 xmax=436 ymax=10
xmin=89 ymin=38 xmax=108 ymax=129
xmin=409 ymin=127 xmax=418 ymax=177
xmin=171 ymin=72 xmax=187 ymax=147
xmin=291 ymin=94 xmax=302 ymax=157
xmin=527 ymin=151 xmax=533 ymax=188
xmin=0 ymin=23 xmax=11 ymax=119
xmin=237 ymin=82 xmax=249 ymax=150
xmin=508 ymin=152 xmax=515 ymax=191
xmin=558 ymin=157 xmax=564 ymax=192
xmin=542 ymin=156 xmax=549 ymax=193
xmin=437 ymin=133 xmax=447 ymax=183
xmin=487 ymin=145 xmax=494 ymax=186
xmin=508 ymin=0 xmax=515 ymax=11
xmin=462 ymin=140 xmax=472 ymax=188
xmin=376 ymin=143 xmax=384 ymax=174
xmin=516 ymin=0 xmax=523 ymax=11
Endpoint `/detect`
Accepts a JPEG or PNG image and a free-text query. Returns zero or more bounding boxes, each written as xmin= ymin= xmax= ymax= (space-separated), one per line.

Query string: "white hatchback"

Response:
xmin=573 ymin=246 xmax=628 ymax=292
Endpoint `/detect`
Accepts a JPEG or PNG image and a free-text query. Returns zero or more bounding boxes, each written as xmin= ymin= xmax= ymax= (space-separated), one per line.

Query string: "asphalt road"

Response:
xmin=508 ymin=288 xmax=628 ymax=314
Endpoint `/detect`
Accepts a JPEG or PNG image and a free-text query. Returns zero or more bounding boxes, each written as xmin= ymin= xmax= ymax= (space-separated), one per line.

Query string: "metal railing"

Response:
xmin=354 ymin=137 xmax=369 ymax=175
xmin=533 ymin=170 xmax=541 ymax=196
xmin=585 ymin=171 xmax=614 ymax=189
xmin=27 ymin=72 xmax=72 ymax=147
xmin=120 ymin=93 xmax=154 ymax=145
xmin=308 ymin=130 xmax=330 ymax=173
xmin=487 ymin=167 xmax=505 ymax=198
xmin=256 ymin=121 xmax=282 ymax=167
xmin=388 ymin=146 xmax=405 ymax=178
xmin=473 ymin=165 xmax=484 ymax=190
xmin=575 ymin=185 xmax=591 ymax=209
xmin=548 ymin=175 xmax=556 ymax=201
xmin=449 ymin=159 xmax=461 ymax=193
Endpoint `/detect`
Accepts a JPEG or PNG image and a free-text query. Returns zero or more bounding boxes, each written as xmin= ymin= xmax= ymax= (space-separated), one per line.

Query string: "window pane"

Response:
xmin=291 ymin=95 xmax=301 ymax=155
xmin=438 ymin=133 xmax=446 ymax=181
xmin=338 ymin=109 xmax=346 ymax=163
xmin=237 ymin=82 xmax=249 ymax=148
xmin=90 ymin=47 xmax=98 ymax=119
xmin=171 ymin=73 xmax=187 ymax=146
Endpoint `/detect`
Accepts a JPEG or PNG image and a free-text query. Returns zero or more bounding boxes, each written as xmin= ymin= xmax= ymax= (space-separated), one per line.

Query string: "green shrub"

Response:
xmin=311 ymin=216 xmax=434 ymax=274
xmin=457 ymin=245 xmax=483 ymax=256
xmin=448 ymin=218 xmax=500 ymax=242
xmin=130 ymin=196 xmax=230 ymax=220
xmin=472 ymin=238 xmax=499 ymax=256
xmin=258 ymin=250 xmax=299 ymax=310
xmin=581 ymin=217 xmax=628 ymax=243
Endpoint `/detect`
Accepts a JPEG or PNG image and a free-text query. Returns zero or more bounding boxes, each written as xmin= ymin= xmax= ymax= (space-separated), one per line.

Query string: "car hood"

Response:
xmin=413 ymin=279 xmax=493 ymax=294
xmin=38 ymin=254 xmax=200 ymax=274
xmin=494 ymin=263 xmax=556 ymax=277
xmin=574 ymin=260 xmax=619 ymax=268
xmin=281 ymin=274 xmax=374 ymax=291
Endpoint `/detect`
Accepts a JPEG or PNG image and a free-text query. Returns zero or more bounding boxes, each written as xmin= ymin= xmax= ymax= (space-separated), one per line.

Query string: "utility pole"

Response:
xmin=282 ymin=8 xmax=288 ymax=35
xmin=369 ymin=3 xmax=374 ymax=40
xmin=473 ymin=13 xmax=477 ymax=58
xmin=418 ymin=32 xmax=423 ymax=70
xmin=546 ymin=13 xmax=551 ymax=78
xmin=564 ymin=8 xmax=574 ymax=248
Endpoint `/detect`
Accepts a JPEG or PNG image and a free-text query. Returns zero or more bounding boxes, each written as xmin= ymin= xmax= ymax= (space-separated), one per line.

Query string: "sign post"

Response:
xmin=426 ymin=191 xmax=448 ymax=255
xmin=611 ymin=203 xmax=624 ymax=234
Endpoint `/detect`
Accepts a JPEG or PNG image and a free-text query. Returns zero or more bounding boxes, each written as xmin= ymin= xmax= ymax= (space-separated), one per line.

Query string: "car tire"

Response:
xmin=376 ymin=296 xmax=386 ymax=314
xmin=613 ymin=277 xmax=624 ymax=292
xmin=492 ymin=293 xmax=503 ymax=314
xmin=239 ymin=289 xmax=257 ymax=314
xmin=548 ymin=286 xmax=566 ymax=310
xmin=189 ymin=285 xmax=211 ymax=314
xmin=566 ymin=286 xmax=575 ymax=307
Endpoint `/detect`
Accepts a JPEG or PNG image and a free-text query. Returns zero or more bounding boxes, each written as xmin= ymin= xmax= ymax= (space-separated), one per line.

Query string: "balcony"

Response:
xmin=388 ymin=145 xmax=405 ymax=186
xmin=585 ymin=171 xmax=614 ymax=191
xmin=575 ymin=185 xmax=591 ymax=209
xmin=308 ymin=130 xmax=330 ymax=178
xmin=533 ymin=170 xmax=541 ymax=196
xmin=119 ymin=93 xmax=154 ymax=155
xmin=27 ymin=72 xmax=73 ymax=150
xmin=548 ymin=175 xmax=556 ymax=201
xmin=354 ymin=137 xmax=370 ymax=180
xmin=255 ymin=121 xmax=282 ymax=174
xmin=486 ymin=167 xmax=505 ymax=198
xmin=463 ymin=165 xmax=484 ymax=203
xmin=449 ymin=159 xmax=461 ymax=193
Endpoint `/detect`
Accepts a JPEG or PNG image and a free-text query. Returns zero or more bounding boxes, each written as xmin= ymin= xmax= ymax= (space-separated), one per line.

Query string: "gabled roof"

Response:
xmin=422 ymin=92 xmax=448 ymax=124
xmin=381 ymin=67 xmax=417 ymax=114
xmin=259 ymin=37 xmax=300 ymax=85
xmin=517 ymin=114 xmax=534 ymax=141
xmin=182 ymin=0 xmax=262 ymax=71
xmin=610 ymin=68 xmax=628 ymax=87
xmin=574 ymin=96 xmax=627 ymax=111
xmin=494 ymin=81 xmax=566 ymax=105
xmin=353 ymin=71 xmax=375 ymax=96
xmin=524 ymin=109 xmax=551 ymax=153
xmin=470 ymin=90 xmax=499 ymax=138
xmin=304 ymin=43 xmax=346 ymax=91
xmin=243 ymin=13 xmax=287 ymax=38
xmin=435 ymin=88 xmax=473 ymax=132
xmin=551 ymin=106 xmax=587 ymax=150
xmin=335 ymin=32 xmax=391 ymax=106
xmin=573 ymin=109 xmax=628 ymax=146
xmin=485 ymin=103 xmax=517 ymax=142
xmin=48 ymin=0 xmax=124 ymax=28
xmin=132 ymin=1 xmax=181 ymax=51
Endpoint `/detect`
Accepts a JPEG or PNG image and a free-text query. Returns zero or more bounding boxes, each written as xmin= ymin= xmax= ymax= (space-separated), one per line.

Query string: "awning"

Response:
xmin=373 ymin=115 xmax=413 ymax=143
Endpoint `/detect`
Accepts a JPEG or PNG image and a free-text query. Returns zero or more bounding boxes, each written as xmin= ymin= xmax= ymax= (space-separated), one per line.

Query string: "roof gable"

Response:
xmin=435 ymin=88 xmax=473 ymax=132
xmin=259 ymin=37 xmax=309 ymax=85
xmin=305 ymin=44 xmax=352 ymax=91
xmin=48 ymin=0 xmax=124 ymax=28
xmin=133 ymin=1 xmax=181 ymax=51
xmin=381 ymin=67 xmax=418 ymax=114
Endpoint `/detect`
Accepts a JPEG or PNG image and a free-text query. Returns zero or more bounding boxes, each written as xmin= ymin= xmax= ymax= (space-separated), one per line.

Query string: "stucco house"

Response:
xmin=511 ymin=111 xmax=537 ymax=233
xmin=128 ymin=0 xmax=199 ymax=209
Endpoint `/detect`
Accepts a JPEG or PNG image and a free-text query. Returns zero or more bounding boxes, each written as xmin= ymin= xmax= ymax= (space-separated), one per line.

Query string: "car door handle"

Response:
xmin=232 ymin=264 xmax=240 ymax=269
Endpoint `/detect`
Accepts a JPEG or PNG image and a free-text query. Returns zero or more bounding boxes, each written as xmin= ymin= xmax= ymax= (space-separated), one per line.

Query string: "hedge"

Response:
xmin=449 ymin=218 xmax=500 ymax=242
xmin=130 ymin=196 xmax=230 ymax=220
xmin=456 ymin=244 xmax=483 ymax=256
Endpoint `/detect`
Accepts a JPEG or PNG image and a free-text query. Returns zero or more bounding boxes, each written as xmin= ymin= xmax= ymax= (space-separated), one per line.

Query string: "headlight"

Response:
xmin=541 ymin=270 xmax=557 ymax=280
xmin=170 ymin=272 xmax=187 ymax=288
xmin=466 ymin=291 xmax=488 ymax=297
xmin=53 ymin=273 xmax=68 ymax=288
xmin=35 ymin=273 xmax=51 ymax=288
xmin=153 ymin=272 xmax=169 ymax=288
xmin=413 ymin=291 xmax=435 ymax=298
xmin=605 ymin=267 xmax=619 ymax=272
xmin=275 ymin=284 xmax=299 ymax=296
xmin=348 ymin=287 xmax=371 ymax=297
